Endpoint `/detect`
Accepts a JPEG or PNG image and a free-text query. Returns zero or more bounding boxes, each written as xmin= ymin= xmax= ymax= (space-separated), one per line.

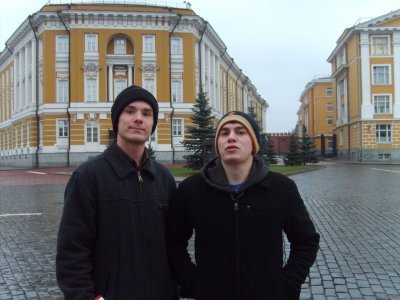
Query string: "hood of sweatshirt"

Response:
xmin=199 ymin=156 xmax=269 ymax=193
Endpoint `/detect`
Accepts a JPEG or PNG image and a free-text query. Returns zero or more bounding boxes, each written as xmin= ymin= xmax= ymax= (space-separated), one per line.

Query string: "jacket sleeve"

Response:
xmin=282 ymin=178 xmax=320 ymax=298
xmin=166 ymin=182 xmax=197 ymax=298
xmin=56 ymin=171 xmax=97 ymax=300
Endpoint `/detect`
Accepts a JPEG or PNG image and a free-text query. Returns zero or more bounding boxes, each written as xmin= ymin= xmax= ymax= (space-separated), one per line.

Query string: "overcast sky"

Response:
xmin=1 ymin=0 xmax=400 ymax=132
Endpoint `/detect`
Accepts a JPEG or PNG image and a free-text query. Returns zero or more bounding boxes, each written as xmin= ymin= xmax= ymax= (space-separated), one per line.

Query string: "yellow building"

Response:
xmin=298 ymin=77 xmax=336 ymax=157
xmin=0 ymin=1 xmax=267 ymax=168
xmin=327 ymin=9 xmax=400 ymax=162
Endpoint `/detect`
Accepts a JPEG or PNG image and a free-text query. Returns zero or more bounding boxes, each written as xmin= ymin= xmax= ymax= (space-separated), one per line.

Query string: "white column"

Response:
xmin=108 ymin=64 xmax=113 ymax=101
xmin=13 ymin=57 xmax=17 ymax=113
xmin=25 ymin=45 xmax=29 ymax=108
xmin=343 ymin=78 xmax=348 ymax=122
xmin=31 ymin=39 xmax=36 ymax=105
xmin=360 ymin=32 xmax=373 ymax=119
xmin=336 ymin=84 xmax=342 ymax=125
xmin=393 ymin=31 xmax=400 ymax=118
xmin=128 ymin=64 xmax=133 ymax=86
xmin=18 ymin=51 xmax=23 ymax=110
xmin=201 ymin=43 xmax=206 ymax=91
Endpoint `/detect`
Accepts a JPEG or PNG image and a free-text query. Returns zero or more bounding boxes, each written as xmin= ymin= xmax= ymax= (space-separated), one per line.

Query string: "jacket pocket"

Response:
xmin=246 ymin=204 xmax=282 ymax=213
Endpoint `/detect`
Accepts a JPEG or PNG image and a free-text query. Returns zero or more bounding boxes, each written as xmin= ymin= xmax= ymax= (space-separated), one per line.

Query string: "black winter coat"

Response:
xmin=166 ymin=157 xmax=319 ymax=300
xmin=56 ymin=142 xmax=176 ymax=299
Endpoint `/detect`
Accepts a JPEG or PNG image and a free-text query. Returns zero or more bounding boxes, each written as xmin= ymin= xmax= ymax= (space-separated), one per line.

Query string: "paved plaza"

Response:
xmin=0 ymin=163 xmax=399 ymax=299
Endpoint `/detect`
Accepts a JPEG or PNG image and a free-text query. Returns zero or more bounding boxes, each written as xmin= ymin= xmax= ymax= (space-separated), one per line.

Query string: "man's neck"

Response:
xmin=221 ymin=157 xmax=253 ymax=185
xmin=116 ymin=139 xmax=146 ymax=166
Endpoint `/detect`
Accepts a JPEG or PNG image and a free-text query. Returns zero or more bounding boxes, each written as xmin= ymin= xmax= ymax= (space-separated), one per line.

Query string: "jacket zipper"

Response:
xmin=231 ymin=193 xmax=240 ymax=300
xmin=137 ymin=169 xmax=149 ymax=296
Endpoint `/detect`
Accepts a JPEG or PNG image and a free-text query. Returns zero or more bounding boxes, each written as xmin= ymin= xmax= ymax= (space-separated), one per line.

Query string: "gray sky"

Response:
xmin=1 ymin=0 xmax=400 ymax=131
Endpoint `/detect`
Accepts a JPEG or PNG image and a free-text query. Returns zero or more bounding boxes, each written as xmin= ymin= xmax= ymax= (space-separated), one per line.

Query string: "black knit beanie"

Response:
xmin=111 ymin=85 xmax=159 ymax=134
xmin=215 ymin=111 xmax=261 ymax=155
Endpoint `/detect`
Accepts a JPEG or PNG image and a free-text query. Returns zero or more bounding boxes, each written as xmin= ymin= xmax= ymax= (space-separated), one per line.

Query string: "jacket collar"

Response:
xmin=200 ymin=156 xmax=270 ymax=192
xmin=105 ymin=142 xmax=155 ymax=180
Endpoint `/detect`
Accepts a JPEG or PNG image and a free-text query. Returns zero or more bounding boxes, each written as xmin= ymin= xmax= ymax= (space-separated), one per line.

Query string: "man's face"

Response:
xmin=217 ymin=122 xmax=253 ymax=164
xmin=117 ymin=101 xmax=153 ymax=146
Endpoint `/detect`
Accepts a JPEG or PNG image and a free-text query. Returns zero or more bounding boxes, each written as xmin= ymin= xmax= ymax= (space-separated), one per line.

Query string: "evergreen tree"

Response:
xmin=300 ymin=125 xmax=319 ymax=165
xmin=285 ymin=133 xmax=302 ymax=166
xmin=247 ymin=106 xmax=277 ymax=165
xmin=265 ymin=134 xmax=278 ymax=165
xmin=147 ymin=142 xmax=156 ymax=160
xmin=182 ymin=89 xmax=215 ymax=169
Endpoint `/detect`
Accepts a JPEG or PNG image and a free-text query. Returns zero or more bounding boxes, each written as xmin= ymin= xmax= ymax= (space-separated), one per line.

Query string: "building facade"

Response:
xmin=0 ymin=1 xmax=267 ymax=168
xmin=298 ymin=77 xmax=336 ymax=157
xmin=327 ymin=9 xmax=400 ymax=162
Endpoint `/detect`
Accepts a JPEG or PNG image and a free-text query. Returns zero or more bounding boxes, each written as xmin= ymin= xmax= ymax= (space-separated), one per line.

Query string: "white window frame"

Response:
xmin=371 ymin=35 xmax=390 ymax=56
xmin=85 ymin=76 xmax=98 ymax=102
xmin=57 ymin=119 xmax=69 ymax=138
xmin=327 ymin=116 xmax=333 ymax=125
xmin=171 ymin=37 xmax=183 ymax=55
xmin=172 ymin=118 xmax=183 ymax=136
xmin=57 ymin=78 xmax=69 ymax=103
xmin=376 ymin=124 xmax=392 ymax=143
xmin=171 ymin=79 xmax=183 ymax=103
xmin=56 ymin=35 xmax=69 ymax=53
xmin=326 ymin=87 xmax=332 ymax=96
xmin=373 ymin=94 xmax=391 ymax=114
xmin=143 ymin=35 xmax=155 ymax=53
xmin=326 ymin=102 xmax=333 ymax=112
xmin=114 ymin=78 xmax=128 ymax=100
xmin=372 ymin=64 xmax=391 ymax=85
xmin=86 ymin=119 xmax=99 ymax=143
xmin=114 ymin=37 xmax=126 ymax=55
xmin=85 ymin=33 xmax=98 ymax=52
xmin=143 ymin=78 xmax=156 ymax=96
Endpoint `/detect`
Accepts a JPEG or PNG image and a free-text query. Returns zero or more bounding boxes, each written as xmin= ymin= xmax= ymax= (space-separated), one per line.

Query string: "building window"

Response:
xmin=378 ymin=153 xmax=391 ymax=160
xmin=86 ymin=77 xmax=98 ymax=102
xmin=85 ymin=34 xmax=98 ymax=52
xmin=56 ymin=35 xmax=69 ymax=53
xmin=171 ymin=37 xmax=183 ymax=55
xmin=326 ymin=87 xmax=332 ymax=96
xmin=371 ymin=36 xmax=390 ymax=56
xmin=327 ymin=116 xmax=333 ymax=125
xmin=143 ymin=35 xmax=155 ymax=53
xmin=373 ymin=95 xmax=391 ymax=114
xmin=326 ymin=102 xmax=333 ymax=112
xmin=372 ymin=65 xmax=391 ymax=85
xmin=172 ymin=79 xmax=183 ymax=103
xmin=172 ymin=118 xmax=183 ymax=136
xmin=376 ymin=125 xmax=391 ymax=143
xmin=57 ymin=120 xmax=69 ymax=138
xmin=86 ymin=119 xmax=99 ymax=143
xmin=143 ymin=78 xmax=155 ymax=96
xmin=57 ymin=78 xmax=69 ymax=103
xmin=114 ymin=79 xmax=127 ymax=100
xmin=114 ymin=37 xmax=126 ymax=55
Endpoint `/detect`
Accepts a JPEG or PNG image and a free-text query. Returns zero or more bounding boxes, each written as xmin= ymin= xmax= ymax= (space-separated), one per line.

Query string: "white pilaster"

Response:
xmin=31 ymin=39 xmax=36 ymax=105
xmin=128 ymin=64 xmax=133 ymax=86
xmin=393 ymin=31 xmax=400 ymax=118
xmin=360 ymin=32 xmax=374 ymax=119
xmin=201 ymin=43 xmax=205 ymax=91
xmin=108 ymin=64 xmax=113 ymax=101
xmin=25 ymin=45 xmax=29 ymax=108
xmin=13 ymin=57 xmax=17 ymax=113
xmin=18 ymin=51 xmax=23 ymax=111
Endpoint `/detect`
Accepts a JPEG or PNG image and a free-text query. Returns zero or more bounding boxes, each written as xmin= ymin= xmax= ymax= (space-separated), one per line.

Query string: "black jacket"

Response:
xmin=166 ymin=157 xmax=319 ymax=300
xmin=56 ymin=142 xmax=176 ymax=299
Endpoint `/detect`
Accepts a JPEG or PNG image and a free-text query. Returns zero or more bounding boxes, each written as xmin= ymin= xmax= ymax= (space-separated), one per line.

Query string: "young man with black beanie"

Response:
xmin=56 ymin=85 xmax=177 ymax=299
xmin=166 ymin=111 xmax=320 ymax=299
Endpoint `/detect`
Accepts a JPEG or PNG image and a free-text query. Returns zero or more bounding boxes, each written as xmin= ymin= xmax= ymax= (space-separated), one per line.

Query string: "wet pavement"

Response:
xmin=0 ymin=163 xmax=399 ymax=299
